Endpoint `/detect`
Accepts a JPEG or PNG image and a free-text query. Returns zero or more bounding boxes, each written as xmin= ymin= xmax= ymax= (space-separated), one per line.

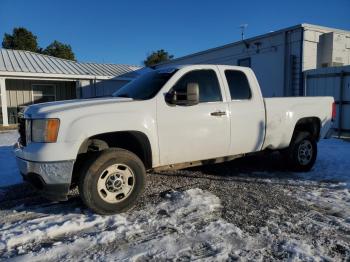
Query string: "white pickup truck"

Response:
xmin=14 ymin=65 xmax=334 ymax=214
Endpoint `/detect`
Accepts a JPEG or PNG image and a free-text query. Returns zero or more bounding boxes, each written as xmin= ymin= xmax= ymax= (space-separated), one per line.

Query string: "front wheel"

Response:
xmin=78 ymin=148 xmax=146 ymax=215
xmin=286 ymin=132 xmax=317 ymax=172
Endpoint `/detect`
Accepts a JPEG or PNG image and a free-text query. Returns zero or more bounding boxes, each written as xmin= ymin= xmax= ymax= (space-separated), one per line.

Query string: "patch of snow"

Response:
xmin=0 ymin=189 xmax=229 ymax=260
xmin=0 ymin=131 xmax=18 ymax=147
xmin=300 ymin=138 xmax=350 ymax=186
xmin=291 ymin=183 xmax=350 ymax=218
xmin=247 ymin=138 xmax=350 ymax=226
xmin=0 ymin=131 xmax=21 ymax=187
xmin=1 ymin=188 xmax=348 ymax=261
xmin=287 ymin=139 xmax=350 ymax=224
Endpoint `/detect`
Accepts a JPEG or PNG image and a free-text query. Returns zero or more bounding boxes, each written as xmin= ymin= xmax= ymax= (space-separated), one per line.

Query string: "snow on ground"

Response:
xmin=0 ymin=131 xmax=18 ymax=147
xmin=299 ymin=138 xmax=350 ymax=186
xmin=2 ymin=189 xmax=231 ymax=261
xmin=244 ymin=138 xmax=350 ymax=221
xmin=1 ymin=188 xmax=347 ymax=261
xmin=0 ymin=131 xmax=349 ymax=260
xmin=0 ymin=131 xmax=21 ymax=187
xmin=286 ymin=139 xmax=350 ymax=220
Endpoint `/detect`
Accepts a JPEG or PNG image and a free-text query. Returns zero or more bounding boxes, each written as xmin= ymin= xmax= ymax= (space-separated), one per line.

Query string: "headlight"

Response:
xmin=31 ymin=119 xmax=60 ymax=143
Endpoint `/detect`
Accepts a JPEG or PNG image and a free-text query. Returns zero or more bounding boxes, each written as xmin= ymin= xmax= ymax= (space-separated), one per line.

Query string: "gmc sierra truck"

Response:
xmin=14 ymin=65 xmax=334 ymax=214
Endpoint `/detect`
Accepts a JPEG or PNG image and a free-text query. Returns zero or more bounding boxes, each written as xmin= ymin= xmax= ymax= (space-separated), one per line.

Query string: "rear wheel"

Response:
xmin=286 ymin=132 xmax=317 ymax=172
xmin=78 ymin=148 xmax=146 ymax=215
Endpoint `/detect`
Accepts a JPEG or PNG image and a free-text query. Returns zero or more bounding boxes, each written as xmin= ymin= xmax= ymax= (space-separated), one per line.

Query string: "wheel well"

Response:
xmin=292 ymin=117 xmax=321 ymax=141
xmin=72 ymin=131 xmax=152 ymax=185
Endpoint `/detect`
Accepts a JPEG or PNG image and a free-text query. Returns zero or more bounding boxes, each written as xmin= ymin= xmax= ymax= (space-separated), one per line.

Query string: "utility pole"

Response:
xmin=240 ymin=24 xmax=248 ymax=40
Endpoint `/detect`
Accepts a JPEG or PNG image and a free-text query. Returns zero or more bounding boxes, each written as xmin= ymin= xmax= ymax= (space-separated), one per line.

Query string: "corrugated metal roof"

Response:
xmin=0 ymin=49 xmax=141 ymax=78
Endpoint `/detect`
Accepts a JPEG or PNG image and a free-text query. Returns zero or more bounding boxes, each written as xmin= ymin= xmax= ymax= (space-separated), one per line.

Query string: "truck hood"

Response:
xmin=24 ymin=97 xmax=134 ymax=118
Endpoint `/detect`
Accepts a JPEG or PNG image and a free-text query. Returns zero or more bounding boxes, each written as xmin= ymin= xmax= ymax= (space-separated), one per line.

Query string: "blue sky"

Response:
xmin=1 ymin=0 xmax=349 ymax=65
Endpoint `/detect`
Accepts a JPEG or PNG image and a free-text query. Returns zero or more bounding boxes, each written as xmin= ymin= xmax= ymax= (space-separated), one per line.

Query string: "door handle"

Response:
xmin=210 ymin=111 xmax=226 ymax=116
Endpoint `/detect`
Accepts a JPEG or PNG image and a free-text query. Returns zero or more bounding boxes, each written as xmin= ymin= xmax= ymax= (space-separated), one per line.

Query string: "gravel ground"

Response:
xmin=0 ymin=151 xmax=349 ymax=260
xmin=141 ymin=155 xmax=308 ymax=233
xmin=1 ymin=151 xmax=302 ymax=223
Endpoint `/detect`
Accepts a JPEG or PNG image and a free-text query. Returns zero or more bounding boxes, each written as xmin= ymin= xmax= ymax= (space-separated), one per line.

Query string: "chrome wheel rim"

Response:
xmin=297 ymin=140 xmax=313 ymax=166
xmin=97 ymin=164 xmax=135 ymax=204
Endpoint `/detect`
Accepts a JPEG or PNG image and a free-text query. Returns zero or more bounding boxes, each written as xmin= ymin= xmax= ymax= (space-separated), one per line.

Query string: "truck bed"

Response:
xmin=262 ymin=96 xmax=334 ymax=150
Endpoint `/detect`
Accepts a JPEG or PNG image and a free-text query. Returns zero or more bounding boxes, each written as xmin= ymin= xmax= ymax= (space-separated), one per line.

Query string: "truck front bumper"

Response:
xmin=16 ymin=156 xmax=74 ymax=201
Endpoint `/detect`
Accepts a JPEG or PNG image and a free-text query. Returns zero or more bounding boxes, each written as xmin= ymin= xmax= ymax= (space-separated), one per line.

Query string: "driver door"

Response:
xmin=156 ymin=66 xmax=230 ymax=166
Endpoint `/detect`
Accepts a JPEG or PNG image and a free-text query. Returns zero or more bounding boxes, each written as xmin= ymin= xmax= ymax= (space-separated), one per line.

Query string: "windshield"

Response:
xmin=113 ymin=68 xmax=178 ymax=100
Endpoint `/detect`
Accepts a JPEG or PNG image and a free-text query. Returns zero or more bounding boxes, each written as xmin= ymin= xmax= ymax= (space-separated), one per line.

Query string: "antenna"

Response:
xmin=239 ymin=24 xmax=248 ymax=40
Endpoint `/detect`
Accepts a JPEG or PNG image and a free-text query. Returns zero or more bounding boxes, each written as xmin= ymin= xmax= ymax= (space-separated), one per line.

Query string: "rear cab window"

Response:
xmin=224 ymin=70 xmax=251 ymax=100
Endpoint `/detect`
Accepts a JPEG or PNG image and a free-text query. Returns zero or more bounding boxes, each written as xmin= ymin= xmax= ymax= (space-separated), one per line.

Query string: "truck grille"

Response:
xmin=18 ymin=116 xmax=27 ymax=146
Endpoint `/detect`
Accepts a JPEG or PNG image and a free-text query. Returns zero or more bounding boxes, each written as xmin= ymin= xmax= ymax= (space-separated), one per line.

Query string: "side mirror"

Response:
xmin=165 ymin=91 xmax=177 ymax=104
xmin=186 ymin=82 xmax=199 ymax=106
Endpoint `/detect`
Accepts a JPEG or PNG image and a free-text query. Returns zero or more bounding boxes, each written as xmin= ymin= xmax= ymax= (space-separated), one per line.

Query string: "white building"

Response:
xmin=158 ymin=24 xmax=350 ymax=97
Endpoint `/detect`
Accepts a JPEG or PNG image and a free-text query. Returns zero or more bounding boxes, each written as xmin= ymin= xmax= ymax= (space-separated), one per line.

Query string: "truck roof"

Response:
xmin=158 ymin=64 xmax=248 ymax=71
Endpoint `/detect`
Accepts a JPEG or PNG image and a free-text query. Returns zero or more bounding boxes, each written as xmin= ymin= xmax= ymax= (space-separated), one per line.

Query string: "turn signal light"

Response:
xmin=46 ymin=119 xmax=60 ymax=142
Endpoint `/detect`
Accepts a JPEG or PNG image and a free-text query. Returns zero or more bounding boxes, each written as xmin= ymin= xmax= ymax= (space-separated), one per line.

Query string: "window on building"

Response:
xmin=172 ymin=69 xmax=222 ymax=103
xmin=237 ymin=57 xmax=251 ymax=68
xmin=32 ymin=84 xmax=56 ymax=103
xmin=225 ymin=70 xmax=251 ymax=100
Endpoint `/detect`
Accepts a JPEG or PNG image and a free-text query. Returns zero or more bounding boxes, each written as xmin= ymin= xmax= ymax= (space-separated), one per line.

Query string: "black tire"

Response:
xmin=286 ymin=131 xmax=317 ymax=172
xmin=78 ymin=148 xmax=146 ymax=215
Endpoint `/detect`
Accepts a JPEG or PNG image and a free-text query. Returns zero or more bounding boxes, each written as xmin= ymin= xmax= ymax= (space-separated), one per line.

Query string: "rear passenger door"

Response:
xmin=219 ymin=67 xmax=266 ymax=155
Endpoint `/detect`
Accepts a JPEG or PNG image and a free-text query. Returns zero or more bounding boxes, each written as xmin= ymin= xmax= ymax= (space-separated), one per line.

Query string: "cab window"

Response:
xmin=172 ymin=70 xmax=222 ymax=103
xmin=225 ymin=70 xmax=251 ymax=100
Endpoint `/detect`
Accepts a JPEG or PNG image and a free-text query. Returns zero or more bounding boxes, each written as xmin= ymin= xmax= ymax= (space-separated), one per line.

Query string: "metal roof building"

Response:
xmin=0 ymin=49 xmax=141 ymax=79
xmin=0 ymin=49 xmax=142 ymax=126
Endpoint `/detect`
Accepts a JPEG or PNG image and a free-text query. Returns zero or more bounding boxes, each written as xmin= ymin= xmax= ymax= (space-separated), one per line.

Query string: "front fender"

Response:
xmin=17 ymin=100 xmax=159 ymax=164
xmin=63 ymin=111 xmax=158 ymax=163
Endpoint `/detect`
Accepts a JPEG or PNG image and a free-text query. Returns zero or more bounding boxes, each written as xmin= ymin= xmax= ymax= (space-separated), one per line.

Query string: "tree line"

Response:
xmin=2 ymin=27 xmax=174 ymax=66
xmin=2 ymin=27 xmax=75 ymax=60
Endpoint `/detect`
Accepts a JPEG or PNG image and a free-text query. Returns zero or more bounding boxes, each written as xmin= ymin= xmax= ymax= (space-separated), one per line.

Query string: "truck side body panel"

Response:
xmin=263 ymin=96 xmax=334 ymax=150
